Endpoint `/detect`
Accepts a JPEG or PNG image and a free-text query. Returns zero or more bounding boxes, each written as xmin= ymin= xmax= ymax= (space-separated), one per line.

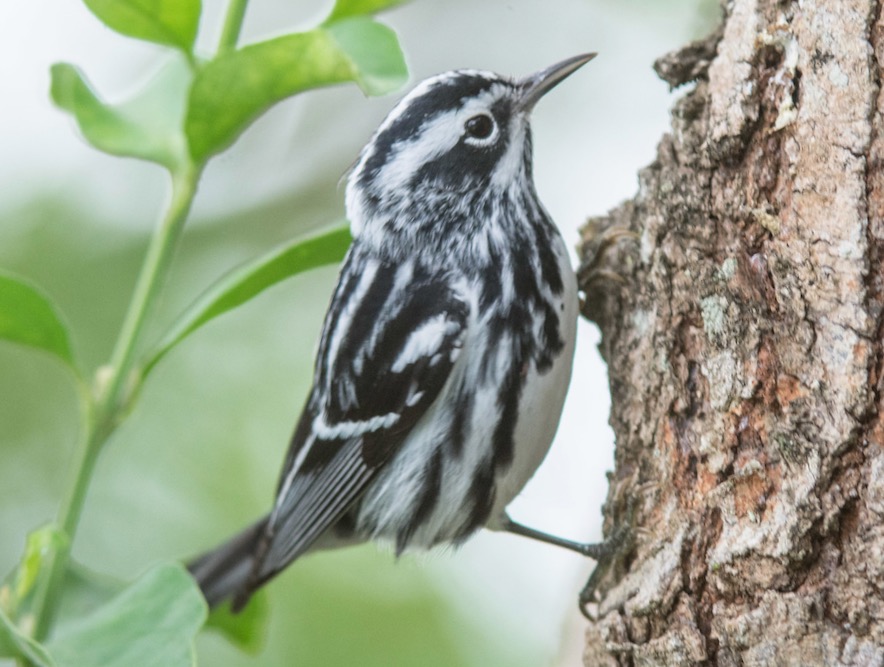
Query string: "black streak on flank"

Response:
xmin=537 ymin=307 xmax=562 ymax=373
xmin=455 ymin=462 xmax=496 ymax=543
xmin=491 ymin=347 xmax=523 ymax=470
xmin=536 ymin=231 xmax=564 ymax=295
xmin=478 ymin=245 xmax=504 ymax=312
xmin=448 ymin=387 xmax=472 ymax=458
xmin=396 ymin=448 xmax=443 ymax=555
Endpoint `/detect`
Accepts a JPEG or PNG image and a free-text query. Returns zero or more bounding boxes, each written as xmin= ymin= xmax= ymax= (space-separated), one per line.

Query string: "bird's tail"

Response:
xmin=187 ymin=515 xmax=269 ymax=609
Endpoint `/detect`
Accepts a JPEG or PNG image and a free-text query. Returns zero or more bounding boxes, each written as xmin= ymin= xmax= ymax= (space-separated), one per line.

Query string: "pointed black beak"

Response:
xmin=516 ymin=53 xmax=597 ymax=113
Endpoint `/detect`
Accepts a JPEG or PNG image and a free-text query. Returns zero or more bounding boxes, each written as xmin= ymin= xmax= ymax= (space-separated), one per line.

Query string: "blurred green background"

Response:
xmin=0 ymin=1 xmax=715 ymax=665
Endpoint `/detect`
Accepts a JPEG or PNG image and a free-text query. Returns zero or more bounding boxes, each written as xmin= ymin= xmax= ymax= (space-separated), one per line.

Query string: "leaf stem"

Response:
xmin=30 ymin=391 xmax=95 ymax=642
xmin=31 ymin=162 xmax=202 ymax=641
xmin=218 ymin=0 xmax=249 ymax=54
xmin=101 ymin=163 xmax=201 ymax=416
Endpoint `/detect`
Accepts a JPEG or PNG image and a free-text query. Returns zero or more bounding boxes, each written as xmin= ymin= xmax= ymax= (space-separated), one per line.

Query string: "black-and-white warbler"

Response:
xmin=190 ymin=53 xmax=607 ymax=611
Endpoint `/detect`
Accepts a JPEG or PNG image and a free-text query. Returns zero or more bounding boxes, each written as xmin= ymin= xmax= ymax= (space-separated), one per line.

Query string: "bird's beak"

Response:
xmin=516 ymin=52 xmax=597 ymax=113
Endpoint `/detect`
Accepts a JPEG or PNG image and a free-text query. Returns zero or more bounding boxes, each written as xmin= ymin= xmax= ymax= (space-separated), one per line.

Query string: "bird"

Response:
xmin=188 ymin=53 xmax=608 ymax=612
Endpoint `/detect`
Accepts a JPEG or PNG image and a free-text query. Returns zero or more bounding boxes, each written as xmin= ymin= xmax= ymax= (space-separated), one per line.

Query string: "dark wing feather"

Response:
xmin=257 ymin=437 xmax=372 ymax=574
xmin=239 ymin=255 xmax=469 ymax=603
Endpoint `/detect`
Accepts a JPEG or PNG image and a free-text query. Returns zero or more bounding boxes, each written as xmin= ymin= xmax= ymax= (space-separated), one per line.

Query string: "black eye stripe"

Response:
xmin=465 ymin=114 xmax=495 ymax=139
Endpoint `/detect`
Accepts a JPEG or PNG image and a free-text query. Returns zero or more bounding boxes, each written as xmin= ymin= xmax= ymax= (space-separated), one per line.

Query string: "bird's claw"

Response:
xmin=577 ymin=493 xmax=641 ymax=620
xmin=577 ymin=522 xmax=633 ymax=620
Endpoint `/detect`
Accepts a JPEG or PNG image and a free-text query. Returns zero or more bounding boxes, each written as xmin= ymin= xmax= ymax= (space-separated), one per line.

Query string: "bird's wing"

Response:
xmin=252 ymin=256 xmax=469 ymax=585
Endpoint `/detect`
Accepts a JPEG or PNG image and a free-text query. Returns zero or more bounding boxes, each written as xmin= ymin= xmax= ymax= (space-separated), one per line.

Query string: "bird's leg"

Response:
xmin=501 ymin=516 xmax=632 ymax=620
xmin=500 ymin=517 xmax=617 ymax=560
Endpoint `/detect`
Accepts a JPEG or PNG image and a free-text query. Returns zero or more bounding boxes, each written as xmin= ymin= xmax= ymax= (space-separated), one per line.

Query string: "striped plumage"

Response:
xmin=189 ymin=54 xmax=597 ymax=611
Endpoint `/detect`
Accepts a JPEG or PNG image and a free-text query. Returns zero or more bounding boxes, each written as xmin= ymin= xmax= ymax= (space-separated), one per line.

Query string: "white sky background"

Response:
xmin=0 ymin=1 xmax=709 ymax=663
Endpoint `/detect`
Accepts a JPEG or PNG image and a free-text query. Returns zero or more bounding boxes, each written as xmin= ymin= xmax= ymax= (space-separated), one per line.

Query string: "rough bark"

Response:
xmin=579 ymin=0 xmax=884 ymax=664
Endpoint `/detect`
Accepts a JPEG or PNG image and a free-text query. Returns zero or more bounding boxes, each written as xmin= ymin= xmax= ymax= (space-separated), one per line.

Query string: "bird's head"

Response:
xmin=346 ymin=53 xmax=596 ymax=251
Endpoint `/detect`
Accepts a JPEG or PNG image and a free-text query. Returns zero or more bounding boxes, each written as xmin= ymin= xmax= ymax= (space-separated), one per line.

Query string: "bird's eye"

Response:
xmin=464 ymin=114 xmax=495 ymax=140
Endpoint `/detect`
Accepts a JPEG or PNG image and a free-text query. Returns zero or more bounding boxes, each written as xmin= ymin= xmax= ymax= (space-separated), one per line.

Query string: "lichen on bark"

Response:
xmin=580 ymin=1 xmax=884 ymax=664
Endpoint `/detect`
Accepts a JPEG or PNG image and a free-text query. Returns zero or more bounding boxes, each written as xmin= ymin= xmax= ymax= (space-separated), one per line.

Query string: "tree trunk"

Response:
xmin=579 ymin=0 xmax=884 ymax=664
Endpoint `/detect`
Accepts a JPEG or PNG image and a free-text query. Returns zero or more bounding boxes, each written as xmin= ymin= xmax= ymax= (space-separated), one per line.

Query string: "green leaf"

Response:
xmin=0 ymin=607 xmax=56 ymax=666
xmin=185 ymin=19 xmax=406 ymax=160
xmin=82 ymin=0 xmax=202 ymax=53
xmin=204 ymin=590 xmax=269 ymax=654
xmin=55 ymin=563 xmax=124 ymax=624
xmin=325 ymin=17 xmax=410 ymax=95
xmin=0 ymin=272 xmax=78 ymax=373
xmin=144 ymin=224 xmax=351 ymax=376
xmin=326 ymin=0 xmax=409 ymax=23
xmin=50 ymin=59 xmax=190 ymax=169
xmin=47 ymin=563 xmax=206 ymax=667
